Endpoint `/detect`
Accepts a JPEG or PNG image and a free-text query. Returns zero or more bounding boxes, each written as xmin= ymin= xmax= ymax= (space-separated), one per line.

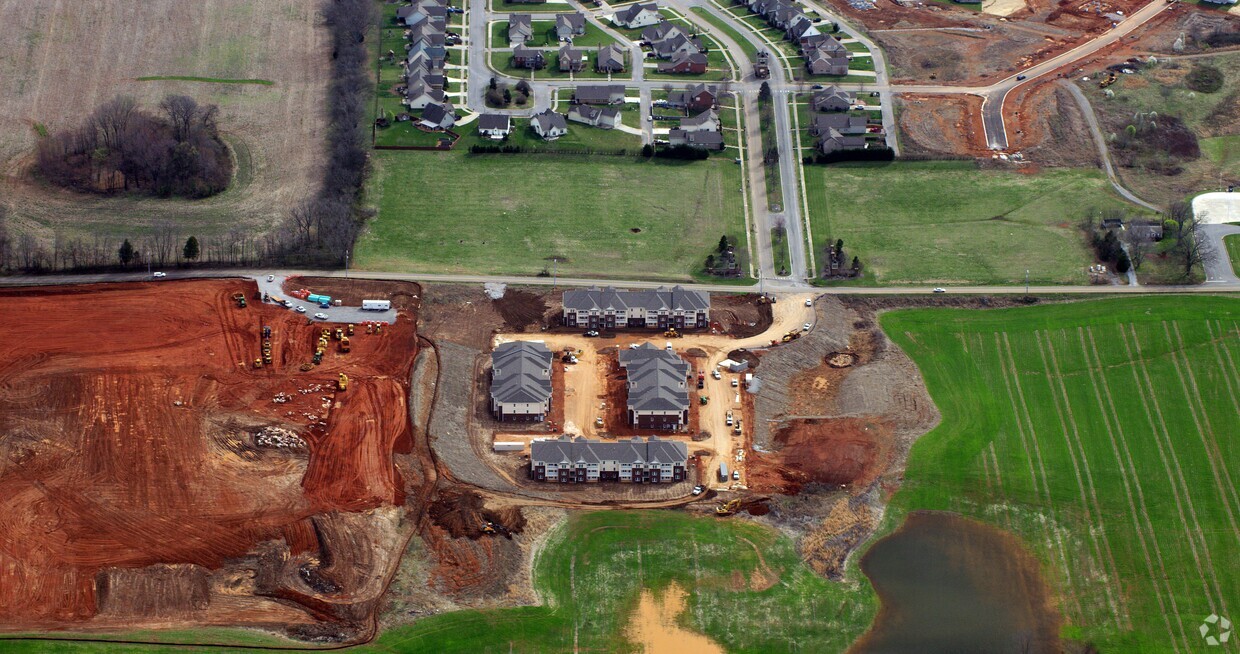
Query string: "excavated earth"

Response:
xmin=0 ymin=278 xmax=428 ymax=637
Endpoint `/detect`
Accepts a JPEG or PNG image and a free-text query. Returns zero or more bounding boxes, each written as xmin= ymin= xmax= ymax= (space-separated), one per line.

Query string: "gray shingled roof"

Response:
xmin=573 ymin=84 xmax=625 ymax=103
xmin=491 ymin=341 xmax=553 ymax=405
xmin=563 ymin=285 xmax=710 ymax=314
xmin=530 ymin=435 xmax=687 ymax=466
xmin=477 ymin=114 xmax=511 ymax=131
xmin=619 ymin=344 xmax=690 ymax=415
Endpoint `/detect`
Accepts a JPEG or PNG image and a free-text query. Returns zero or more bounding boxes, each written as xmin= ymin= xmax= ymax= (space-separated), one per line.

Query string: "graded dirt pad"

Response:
xmin=0 ymin=279 xmax=421 ymax=630
xmin=0 ymin=0 xmax=328 ymax=244
xmin=416 ymin=284 xmax=512 ymax=349
xmin=895 ymin=94 xmax=988 ymax=157
xmin=1007 ymin=83 xmax=1098 ymax=166
xmin=428 ymin=489 xmax=527 ymax=540
xmin=492 ymin=290 xmax=551 ymax=332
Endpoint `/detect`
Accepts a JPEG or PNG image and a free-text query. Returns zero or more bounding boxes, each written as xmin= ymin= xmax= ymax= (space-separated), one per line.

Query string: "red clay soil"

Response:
xmin=897 ymin=93 xmax=990 ymax=157
xmin=0 ymin=278 xmax=420 ymax=626
xmin=747 ymin=418 xmax=895 ymax=495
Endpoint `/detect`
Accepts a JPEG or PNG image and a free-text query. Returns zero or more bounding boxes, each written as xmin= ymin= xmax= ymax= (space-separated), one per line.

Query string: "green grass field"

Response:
xmin=356 ymin=151 xmax=749 ymax=281
xmin=1226 ymin=234 xmax=1240 ymax=277
xmin=371 ymin=511 xmax=876 ymax=653
xmin=881 ymin=296 xmax=1240 ymax=651
xmin=136 ymin=75 xmax=274 ymax=85
xmin=689 ymin=7 xmax=759 ymax=62
xmin=804 ymin=161 xmax=1148 ymax=284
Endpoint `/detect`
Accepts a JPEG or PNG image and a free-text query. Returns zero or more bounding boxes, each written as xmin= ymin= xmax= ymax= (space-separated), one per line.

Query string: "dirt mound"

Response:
xmin=728 ymin=349 xmax=760 ymax=370
xmin=749 ymin=418 xmax=895 ymax=494
xmin=709 ymin=295 xmax=773 ymax=338
xmin=428 ymin=489 xmax=526 ymax=540
xmin=492 ymin=290 xmax=549 ymax=332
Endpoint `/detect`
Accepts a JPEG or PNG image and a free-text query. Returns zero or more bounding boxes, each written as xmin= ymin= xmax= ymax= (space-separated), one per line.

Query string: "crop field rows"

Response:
xmin=883 ymin=298 xmax=1240 ymax=651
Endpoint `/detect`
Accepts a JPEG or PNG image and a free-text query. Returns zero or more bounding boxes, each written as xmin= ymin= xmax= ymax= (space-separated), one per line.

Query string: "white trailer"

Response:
xmin=361 ymin=299 xmax=391 ymax=311
xmin=493 ymin=441 xmax=526 ymax=452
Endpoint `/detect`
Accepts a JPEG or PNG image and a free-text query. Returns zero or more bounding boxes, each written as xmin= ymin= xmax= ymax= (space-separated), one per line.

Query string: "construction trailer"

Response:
xmin=493 ymin=441 xmax=526 ymax=452
xmin=362 ymin=300 xmax=391 ymax=311
xmin=718 ymin=462 xmax=729 ymax=482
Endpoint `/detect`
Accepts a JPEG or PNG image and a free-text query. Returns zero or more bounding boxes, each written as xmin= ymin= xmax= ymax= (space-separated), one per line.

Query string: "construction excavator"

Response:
xmin=715 ymin=498 xmax=743 ymax=516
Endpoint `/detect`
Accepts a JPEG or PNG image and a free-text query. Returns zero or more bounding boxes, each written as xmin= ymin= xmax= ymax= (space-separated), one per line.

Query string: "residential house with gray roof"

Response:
xmin=811 ymin=86 xmax=853 ymax=112
xmin=619 ymin=343 xmax=691 ymax=430
xmin=568 ymin=104 xmax=622 ymax=129
xmin=508 ymin=14 xmax=534 ymax=45
xmin=530 ymin=435 xmax=688 ymax=483
xmin=595 ymin=44 xmax=627 ymax=73
xmin=532 ymin=109 xmax=569 ymax=140
xmin=490 ymin=341 xmax=553 ymax=422
xmin=668 ymin=128 xmax=723 ymax=149
xmin=555 ymin=12 xmax=587 ymax=40
xmin=572 ymin=84 xmax=626 ymax=105
xmin=562 ymin=285 xmax=710 ymax=330
xmin=613 ymin=2 xmax=662 ymax=28
xmin=558 ymin=44 xmax=587 ymax=72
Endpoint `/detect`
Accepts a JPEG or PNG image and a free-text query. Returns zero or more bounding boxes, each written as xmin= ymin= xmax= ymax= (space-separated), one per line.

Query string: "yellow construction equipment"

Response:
xmin=715 ymin=498 xmax=742 ymax=516
xmin=480 ymin=521 xmax=497 ymax=535
xmin=333 ymin=327 xmax=343 ymax=341
xmin=346 ymin=324 xmax=355 ymax=336
xmin=321 ymin=328 xmax=331 ymax=339
xmin=339 ymin=336 xmax=351 ymax=353
xmin=253 ymin=358 xmax=263 ymax=369
xmin=663 ymin=328 xmax=682 ymax=338
xmin=337 ymin=373 xmax=349 ymax=391
xmin=365 ymin=323 xmax=374 ymax=335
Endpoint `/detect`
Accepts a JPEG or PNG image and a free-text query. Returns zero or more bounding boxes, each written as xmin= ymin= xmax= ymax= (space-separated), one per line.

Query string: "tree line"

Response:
xmin=36 ymin=95 xmax=232 ymax=198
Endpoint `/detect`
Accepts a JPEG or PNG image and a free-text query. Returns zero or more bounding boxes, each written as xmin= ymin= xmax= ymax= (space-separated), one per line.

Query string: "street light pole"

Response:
xmin=1025 ymin=269 xmax=1029 ymax=297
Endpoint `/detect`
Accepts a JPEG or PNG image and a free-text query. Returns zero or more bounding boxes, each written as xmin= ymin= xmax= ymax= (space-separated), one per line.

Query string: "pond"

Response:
xmin=851 ymin=511 xmax=1063 ymax=654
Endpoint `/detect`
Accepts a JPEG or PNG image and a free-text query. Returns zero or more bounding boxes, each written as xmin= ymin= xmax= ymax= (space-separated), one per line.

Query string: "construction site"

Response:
xmin=0 ymin=277 xmax=967 ymax=644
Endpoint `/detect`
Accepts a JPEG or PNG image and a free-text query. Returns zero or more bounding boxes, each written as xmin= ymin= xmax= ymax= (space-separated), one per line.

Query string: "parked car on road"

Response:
xmin=583 ymin=330 xmax=599 ymax=337
xmin=296 ymin=306 xmax=306 ymax=313
xmin=314 ymin=312 xmax=329 ymax=320
xmin=152 ymin=272 xmax=166 ymax=278
xmin=692 ymin=485 xmax=705 ymax=496
xmin=933 ymin=287 xmax=946 ymax=294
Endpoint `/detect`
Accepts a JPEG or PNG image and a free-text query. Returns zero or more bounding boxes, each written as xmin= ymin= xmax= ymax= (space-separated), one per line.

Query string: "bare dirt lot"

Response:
xmin=0 ymin=0 xmax=328 ymax=245
xmin=0 ymin=278 xmax=421 ymax=632
xmin=895 ymin=93 xmax=989 ymax=157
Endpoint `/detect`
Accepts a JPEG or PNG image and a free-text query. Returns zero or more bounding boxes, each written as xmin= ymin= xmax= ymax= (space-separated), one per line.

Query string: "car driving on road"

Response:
xmin=313 ymin=312 xmax=328 ymax=320
xmin=152 ymin=272 xmax=166 ymax=278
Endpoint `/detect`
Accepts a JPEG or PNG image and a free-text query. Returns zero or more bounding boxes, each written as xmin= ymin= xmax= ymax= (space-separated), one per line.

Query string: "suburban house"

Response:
xmin=512 ymin=44 xmax=546 ymax=69
xmin=572 ymin=84 xmax=626 ymax=105
xmin=806 ymin=49 xmax=849 ymax=76
xmin=643 ymin=24 xmax=703 ymax=59
xmin=678 ymin=109 xmax=719 ymax=132
xmin=1128 ymin=220 xmax=1165 ymax=241
xmin=490 ymin=341 xmax=553 ymax=422
xmin=398 ymin=0 xmax=448 ymax=27
xmin=419 ymin=101 xmax=456 ymax=130
xmin=555 ymin=12 xmax=587 ymax=40
xmin=657 ymin=51 xmax=708 ymax=74
xmin=529 ymin=435 xmax=688 ymax=483
xmin=810 ymin=113 xmax=866 ymax=137
xmin=811 ymin=86 xmax=853 ymax=111
xmin=596 ymin=44 xmax=627 ymax=73
xmin=613 ymin=2 xmax=662 ymax=28
xmin=668 ymin=128 xmax=723 ymax=150
xmin=667 ymin=83 xmax=717 ymax=112
xmin=558 ymin=44 xmax=587 ymax=72
xmin=508 ymin=14 xmax=534 ymax=45
xmin=619 ymin=343 xmax=691 ymax=430
xmin=568 ymin=104 xmax=622 ymax=129
xmin=477 ymin=114 xmax=512 ymax=140
xmin=819 ymin=130 xmax=865 ymax=154
xmin=532 ymin=109 xmax=569 ymax=140
xmin=562 ymin=285 xmax=710 ymax=329
xmin=787 ymin=15 xmax=821 ymax=45
xmin=404 ymin=82 xmax=447 ymax=110
xmin=406 ymin=66 xmax=445 ymax=90
xmin=810 ymin=34 xmax=849 ymax=58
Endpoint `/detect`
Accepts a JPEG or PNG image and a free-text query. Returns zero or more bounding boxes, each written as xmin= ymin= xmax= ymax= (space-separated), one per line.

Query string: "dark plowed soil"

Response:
xmin=492 ymin=290 xmax=549 ymax=332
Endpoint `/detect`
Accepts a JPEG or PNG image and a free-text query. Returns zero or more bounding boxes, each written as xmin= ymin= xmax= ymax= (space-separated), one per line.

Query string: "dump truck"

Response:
xmin=337 ymin=373 xmax=348 ymax=391
xmin=339 ymin=336 xmax=350 ymax=353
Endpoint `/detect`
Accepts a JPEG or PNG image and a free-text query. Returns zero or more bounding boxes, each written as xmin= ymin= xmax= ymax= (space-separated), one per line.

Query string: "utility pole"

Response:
xmin=552 ymin=258 xmax=558 ymax=289
xmin=345 ymin=251 xmax=349 ymax=279
xmin=1025 ymin=269 xmax=1029 ymax=297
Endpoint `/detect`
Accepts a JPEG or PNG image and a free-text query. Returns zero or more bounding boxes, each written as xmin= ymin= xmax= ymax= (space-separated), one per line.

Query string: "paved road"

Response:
xmin=4 ymin=268 xmax=1237 ymax=295
xmin=1058 ymin=80 xmax=1161 ymax=212
xmin=1202 ymin=225 xmax=1240 ymax=285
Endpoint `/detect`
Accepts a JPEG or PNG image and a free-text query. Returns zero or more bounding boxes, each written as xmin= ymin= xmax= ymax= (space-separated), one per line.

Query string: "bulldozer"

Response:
xmin=663 ymin=328 xmax=682 ymax=338
xmin=346 ymin=324 xmax=355 ymax=336
xmin=333 ymin=327 xmax=344 ymax=341
xmin=715 ymin=498 xmax=743 ymax=516
xmin=337 ymin=373 xmax=349 ymax=391
xmin=339 ymin=336 xmax=351 ymax=353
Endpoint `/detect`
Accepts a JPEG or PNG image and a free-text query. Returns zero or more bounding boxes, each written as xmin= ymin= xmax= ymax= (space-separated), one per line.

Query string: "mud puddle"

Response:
xmin=624 ymin=582 xmax=724 ymax=654
xmin=851 ymin=511 xmax=1062 ymax=654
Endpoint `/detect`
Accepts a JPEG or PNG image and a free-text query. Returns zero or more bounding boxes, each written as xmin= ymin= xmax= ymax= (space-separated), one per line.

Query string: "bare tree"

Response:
xmin=159 ymin=95 xmax=200 ymax=143
xmin=1121 ymin=226 xmax=1149 ymax=271
xmin=0 ymin=206 xmax=9 ymax=271
xmin=1172 ymin=210 xmax=1217 ymax=278
xmin=151 ymin=220 xmax=179 ymax=266
xmin=91 ymin=96 xmax=138 ymax=150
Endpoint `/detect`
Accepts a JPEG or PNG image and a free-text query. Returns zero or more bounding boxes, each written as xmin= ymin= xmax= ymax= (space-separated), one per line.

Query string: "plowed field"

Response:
xmin=0 ymin=279 xmax=420 ymax=627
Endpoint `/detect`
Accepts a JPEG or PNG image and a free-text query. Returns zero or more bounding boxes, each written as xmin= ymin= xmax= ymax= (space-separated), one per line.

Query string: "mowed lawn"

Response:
xmin=370 ymin=511 xmax=877 ymax=653
xmin=881 ymin=296 xmax=1240 ymax=651
xmin=1227 ymin=234 xmax=1240 ymax=277
xmin=804 ymin=161 xmax=1145 ymax=285
xmin=356 ymin=152 xmax=749 ymax=281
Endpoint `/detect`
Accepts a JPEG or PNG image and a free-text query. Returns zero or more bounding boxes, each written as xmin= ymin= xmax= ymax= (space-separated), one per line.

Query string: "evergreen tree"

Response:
xmin=718 ymin=235 xmax=729 ymax=253
xmin=118 ymin=239 xmax=134 ymax=266
xmin=183 ymin=236 xmax=200 ymax=261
